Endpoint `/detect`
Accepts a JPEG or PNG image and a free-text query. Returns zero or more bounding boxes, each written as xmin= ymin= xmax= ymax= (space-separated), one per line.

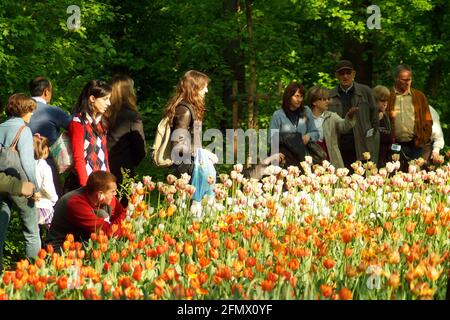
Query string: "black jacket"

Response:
xmin=107 ymin=108 xmax=146 ymax=184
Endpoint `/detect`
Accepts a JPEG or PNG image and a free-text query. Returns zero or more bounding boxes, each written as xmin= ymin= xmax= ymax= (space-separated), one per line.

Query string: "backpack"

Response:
xmin=151 ymin=102 xmax=194 ymax=167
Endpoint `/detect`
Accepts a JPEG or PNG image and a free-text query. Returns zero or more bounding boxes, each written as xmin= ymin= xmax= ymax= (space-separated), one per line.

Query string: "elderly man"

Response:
xmin=47 ymin=171 xmax=125 ymax=250
xmin=386 ymin=65 xmax=432 ymax=165
xmin=328 ymin=60 xmax=379 ymax=168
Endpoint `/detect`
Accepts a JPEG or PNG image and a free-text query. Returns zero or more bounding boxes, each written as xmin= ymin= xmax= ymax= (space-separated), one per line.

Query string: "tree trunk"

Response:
xmin=222 ymin=0 xmax=245 ymax=131
xmin=245 ymin=0 xmax=256 ymax=130
xmin=342 ymin=39 xmax=373 ymax=87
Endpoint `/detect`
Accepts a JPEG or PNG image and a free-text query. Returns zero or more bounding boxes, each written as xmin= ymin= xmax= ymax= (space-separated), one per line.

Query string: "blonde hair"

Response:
xmin=163 ymin=70 xmax=210 ymax=122
xmin=107 ymin=75 xmax=138 ymax=128
xmin=33 ymin=134 xmax=50 ymax=160
xmin=372 ymin=85 xmax=390 ymax=102
xmin=307 ymin=86 xmax=330 ymax=108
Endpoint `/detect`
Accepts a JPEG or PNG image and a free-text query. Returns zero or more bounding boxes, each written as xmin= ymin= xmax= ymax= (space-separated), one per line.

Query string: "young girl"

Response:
xmin=34 ymin=134 xmax=58 ymax=229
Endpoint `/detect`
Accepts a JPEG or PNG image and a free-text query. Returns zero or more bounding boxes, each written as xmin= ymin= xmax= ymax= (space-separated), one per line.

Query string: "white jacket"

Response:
xmin=429 ymin=106 xmax=445 ymax=154
xmin=35 ymin=159 xmax=58 ymax=210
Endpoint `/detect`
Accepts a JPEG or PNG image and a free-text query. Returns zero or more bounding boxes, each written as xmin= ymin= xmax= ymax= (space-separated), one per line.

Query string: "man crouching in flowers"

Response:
xmin=47 ymin=171 xmax=126 ymax=251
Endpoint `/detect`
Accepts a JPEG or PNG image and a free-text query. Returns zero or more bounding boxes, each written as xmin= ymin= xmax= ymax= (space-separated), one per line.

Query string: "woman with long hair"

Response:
xmin=64 ymin=80 xmax=112 ymax=192
xmin=164 ymin=70 xmax=210 ymax=177
xmin=269 ymin=82 xmax=319 ymax=167
xmin=106 ymin=75 xmax=146 ymax=191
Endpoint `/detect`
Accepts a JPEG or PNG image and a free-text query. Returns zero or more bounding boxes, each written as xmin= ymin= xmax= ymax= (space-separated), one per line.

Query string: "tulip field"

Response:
xmin=1 ymin=156 xmax=450 ymax=300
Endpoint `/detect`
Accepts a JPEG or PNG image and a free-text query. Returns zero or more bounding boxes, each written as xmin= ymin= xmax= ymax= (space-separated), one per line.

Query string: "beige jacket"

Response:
xmin=320 ymin=111 xmax=356 ymax=168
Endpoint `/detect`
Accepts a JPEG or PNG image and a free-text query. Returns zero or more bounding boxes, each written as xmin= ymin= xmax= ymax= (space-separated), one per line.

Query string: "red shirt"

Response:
xmin=48 ymin=188 xmax=126 ymax=246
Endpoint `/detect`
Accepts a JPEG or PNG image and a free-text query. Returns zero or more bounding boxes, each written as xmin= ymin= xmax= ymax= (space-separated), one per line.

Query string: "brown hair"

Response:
xmin=307 ymin=86 xmax=330 ymax=108
xmin=33 ymin=134 xmax=50 ymax=160
xmin=6 ymin=93 xmax=37 ymax=117
xmin=86 ymin=171 xmax=117 ymax=193
xmin=372 ymin=85 xmax=390 ymax=102
xmin=107 ymin=74 xmax=138 ymax=128
xmin=73 ymin=80 xmax=112 ymax=116
xmin=163 ymin=70 xmax=210 ymax=122
xmin=282 ymin=82 xmax=305 ymax=113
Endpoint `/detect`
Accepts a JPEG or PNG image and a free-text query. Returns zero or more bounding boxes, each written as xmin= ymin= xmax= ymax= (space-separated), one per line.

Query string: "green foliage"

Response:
xmin=3 ymin=214 xmax=26 ymax=271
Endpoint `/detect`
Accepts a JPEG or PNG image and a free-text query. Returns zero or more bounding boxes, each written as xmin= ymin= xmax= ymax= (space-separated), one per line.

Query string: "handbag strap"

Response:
xmin=9 ymin=125 xmax=27 ymax=151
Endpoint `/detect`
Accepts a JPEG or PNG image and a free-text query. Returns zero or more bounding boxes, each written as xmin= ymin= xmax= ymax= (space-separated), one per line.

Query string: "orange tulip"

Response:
xmin=338 ymin=287 xmax=352 ymax=300
xmin=424 ymin=211 xmax=435 ymax=225
xmin=261 ymin=280 xmax=275 ymax=292
xmin=341 ymin=230 xmax=353 ymax=244
xmin=185 ymin=263 xmax=197 ymax=276
xmin=237 ymin=248 xmax=247 ymax=261
xmin=209 ymin=248 xmax=219 ymax=260
xmin=184 ymin=241 xmax=193 ymax=256
xmin=56 ymin=275 xmax=68 ymax=290
xmin=44 ymin=291 xmax=55 ymax=300
xmin=387 ymin=273 xmax=400 ymax=288
xmin=323 ymin=258 xmax=335 ymax=269
xmin=121 ymin=262 xmax=131 ymax=273
xmin=168 ymin=252 xmax=179 ymax=264
xmin=320 ymin=284 xmax=333 ymax=297
xmin=199 ymin=257 xmax=211 ymax=269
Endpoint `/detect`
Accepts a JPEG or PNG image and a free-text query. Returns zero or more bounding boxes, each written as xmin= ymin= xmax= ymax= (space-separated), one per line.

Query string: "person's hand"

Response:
xmin=204 ymin=149 xmax=218 ymax=164
xmin=32 ymin=191 xmax=42 ymax=202
xmin=431 ymin=150 xmax=440 ymax=161
xmin=302 ymin=134 xmax=310 ymax=145
xmin=346 ymin=107 xmax=359 ymax=119
xmin=262 ymin=153 xmax=285 ymax=166
xmin=21 ymin=182 xmax=35 ymax=197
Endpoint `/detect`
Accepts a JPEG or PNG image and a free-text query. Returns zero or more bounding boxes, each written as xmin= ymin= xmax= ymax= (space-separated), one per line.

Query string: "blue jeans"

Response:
xmin=0 ymin=193 xmax=41 ymax=272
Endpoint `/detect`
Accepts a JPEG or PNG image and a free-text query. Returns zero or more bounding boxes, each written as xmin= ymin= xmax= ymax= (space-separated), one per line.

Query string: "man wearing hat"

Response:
xmin=328 ymin=60 xmax=379 ymax=168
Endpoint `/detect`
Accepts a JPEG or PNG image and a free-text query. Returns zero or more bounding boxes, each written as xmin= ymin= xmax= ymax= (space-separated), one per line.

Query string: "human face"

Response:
xmin=90 ymin=94 xmax=111 ymax=115
xmin=336 ymin=69 xmax=356 ymax=90
xmin=289 ymin=89 xmax=303 ymax=110
xmin=395 ymin=70 xmax=412 ymax=94
xmin=99 ymin=182 xmax=117 ymax=205
xmin=313 ymin=96 xmax=330 ymax=113
xmin=377 ymin=99 xmax=388 ymax=113
xmin=199 ymin=85 xmax=208 ymax=99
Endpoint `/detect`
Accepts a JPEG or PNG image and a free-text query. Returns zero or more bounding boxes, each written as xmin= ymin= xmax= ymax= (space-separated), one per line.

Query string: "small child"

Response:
xmin=33 ymin=134 xmax=58 ymax=230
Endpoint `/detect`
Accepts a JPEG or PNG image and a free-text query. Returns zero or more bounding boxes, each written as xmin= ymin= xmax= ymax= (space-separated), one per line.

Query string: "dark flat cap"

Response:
xmin=335 ymin=60 xmax=354 ymax=72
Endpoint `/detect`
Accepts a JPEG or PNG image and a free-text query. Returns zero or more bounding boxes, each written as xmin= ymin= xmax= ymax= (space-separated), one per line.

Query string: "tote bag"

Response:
xmin=191 ymin=148 xmax=216 ymax=202
xmin=0 ymin=125 xmax=28 ymax=180
xmin=50 ymin=131 xmax=73 ymax=174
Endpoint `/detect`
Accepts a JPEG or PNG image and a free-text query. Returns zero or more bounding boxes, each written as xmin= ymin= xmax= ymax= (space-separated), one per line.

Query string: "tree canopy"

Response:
xmin=1 ymin=0 xmax=449 ymax=143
